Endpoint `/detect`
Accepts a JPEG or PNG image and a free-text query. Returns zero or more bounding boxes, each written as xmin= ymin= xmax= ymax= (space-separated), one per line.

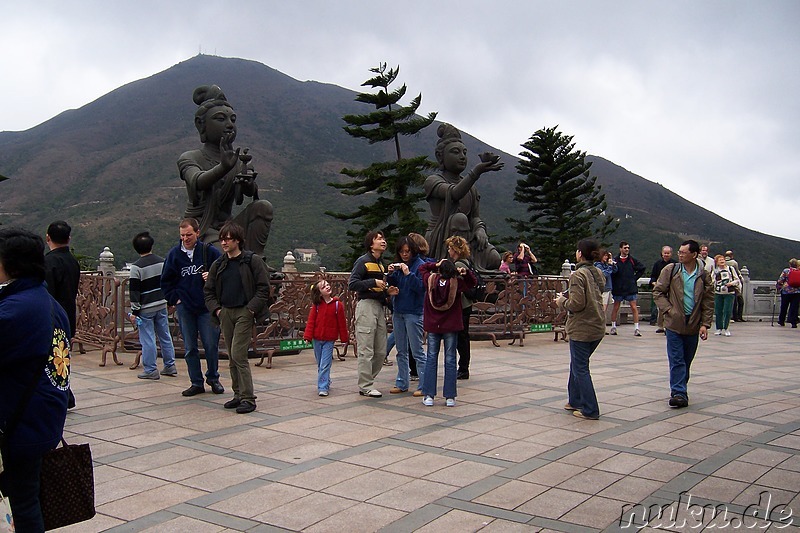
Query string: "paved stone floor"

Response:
xmin=56 ymin=321 xmax=800 ymax=532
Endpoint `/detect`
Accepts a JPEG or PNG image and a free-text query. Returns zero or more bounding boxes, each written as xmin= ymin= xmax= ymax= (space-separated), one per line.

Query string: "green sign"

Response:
xmin=280 ymin=339 xmax=312 ymax=350
xmin=529 ymin=323 xmax=553 ymax=332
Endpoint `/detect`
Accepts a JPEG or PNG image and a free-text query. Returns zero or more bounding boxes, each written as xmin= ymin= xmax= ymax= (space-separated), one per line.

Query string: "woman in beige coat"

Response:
xmin=556 ymin=239 xmax=606 ymax=420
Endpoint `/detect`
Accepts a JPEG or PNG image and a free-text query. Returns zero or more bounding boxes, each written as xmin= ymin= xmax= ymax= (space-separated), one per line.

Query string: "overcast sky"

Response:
xmin=2 ymin=1 xmax=798 ymax=242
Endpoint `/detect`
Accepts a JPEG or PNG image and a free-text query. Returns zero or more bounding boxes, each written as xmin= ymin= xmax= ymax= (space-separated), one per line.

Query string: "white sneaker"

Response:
xmin=724 ymin=330 xmax=731 ymax=337
xmin=715 ymin=330 xmax=722 ymax=335
xmin=423 ymin=396 xmax=434 ymax=407
xmin=634 ymin=328 xmax=642 ymax=337
xmin=446 ymin=398 xmax=455 ymax=407
xmin=609 ymin=326 xmax=617 ymax=335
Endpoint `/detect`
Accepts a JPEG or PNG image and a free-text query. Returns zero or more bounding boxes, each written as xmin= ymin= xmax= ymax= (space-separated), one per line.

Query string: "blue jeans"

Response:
xmin=568 ymin=339 xmax=601 ymax=419
xmin=138 ymin=308 xmax=176 ymax=373
xmin=665 ymin=328 xmax=699 ymax=398
xmin=177 ymin=304 xmax=220 ymax=386
xmin=422 ymin=332 xmax=458 ymax=399
xmin=0 ymin=452 xmax=44 ymax=532
xmin=313 ymin=340 xmax=334 ymax=392
xmin=386 ymin=331 xmax=395 ymax=356
xmin=393 ymin=312 xmax=426 ymax=391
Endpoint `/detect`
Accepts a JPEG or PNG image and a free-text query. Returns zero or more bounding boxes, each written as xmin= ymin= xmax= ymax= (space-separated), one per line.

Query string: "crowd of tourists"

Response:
xmin=4 ymin=216 xmax=799 ymax=530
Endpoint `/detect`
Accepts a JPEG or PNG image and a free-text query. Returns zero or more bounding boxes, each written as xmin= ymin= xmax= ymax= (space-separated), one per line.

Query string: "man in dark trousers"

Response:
xmin=45 ymin=221 xmax=80 ymax=337
xmin=161 ymin=218 xmax=224 ymax=397
xmin=44 ymin=220 xmax=80 ymax=408
xmin=649 ymin=246 xmax=677 ymax=333
xmin=610 ymin=241 xmax=646 ymax=336
xmin=653 ymin=239 xmax=714 ymax=409
xmin=204 ymin=221 xmax=271 ymax=414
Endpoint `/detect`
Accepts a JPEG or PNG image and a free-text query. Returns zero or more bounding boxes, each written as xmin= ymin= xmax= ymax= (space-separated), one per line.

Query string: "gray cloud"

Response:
xmin=2 ymin=0 xmax=798 ymax=240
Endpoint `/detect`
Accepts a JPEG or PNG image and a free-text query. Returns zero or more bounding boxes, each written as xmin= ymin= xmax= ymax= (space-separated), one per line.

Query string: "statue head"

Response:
xmin=435 ymin=123 xmax=467 ymax=172
xmin=193 ymin=85 xmax=236 ymax=144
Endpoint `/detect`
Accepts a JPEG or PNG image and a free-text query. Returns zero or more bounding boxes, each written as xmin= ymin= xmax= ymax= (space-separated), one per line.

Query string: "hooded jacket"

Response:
xmin=560 ymin=262 xmax=606 ymax=342
xmin=386 ymin=255 xmax=425 ymax=315
xmin=419 ymin=261 xmax=476 ymax=334
xmin=304 ymin=297 xmax=349 ymax=343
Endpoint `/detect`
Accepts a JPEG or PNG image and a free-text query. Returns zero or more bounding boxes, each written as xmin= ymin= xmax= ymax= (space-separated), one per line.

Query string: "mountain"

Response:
xmin=0 ymin=54 xmax=794 ymax=278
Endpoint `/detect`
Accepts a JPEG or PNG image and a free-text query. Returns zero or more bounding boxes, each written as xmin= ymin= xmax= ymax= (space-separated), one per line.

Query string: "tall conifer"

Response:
xmin=508 ymin=126 xmax=617 ymax=273
xmin=328 ymin=63 xmax=436 ymax=266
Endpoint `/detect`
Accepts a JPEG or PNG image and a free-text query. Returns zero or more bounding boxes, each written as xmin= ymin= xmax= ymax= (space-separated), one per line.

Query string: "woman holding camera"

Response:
xmin=555 ymin=239 xmax=606 ymax=420
xmin=386 ymin=237 xmax=426 ymax=396
xmin=513 ymin=242 xmax=538 ymax=277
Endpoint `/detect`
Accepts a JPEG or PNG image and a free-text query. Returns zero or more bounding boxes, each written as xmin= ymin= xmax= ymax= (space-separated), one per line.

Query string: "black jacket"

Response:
xmin=204 ymin=251 xmax=271 ymax=324
xmin=611 ymin=254 xmax=646 ymax=296
xmin=44 ymin=246 xmax=80 ymax=336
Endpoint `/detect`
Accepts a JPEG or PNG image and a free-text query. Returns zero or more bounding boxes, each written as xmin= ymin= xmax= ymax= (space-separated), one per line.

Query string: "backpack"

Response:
xmin=461 ymin=259 xmax=486 ymax=302
xmin=788 ymin=268 xmax=800 ymax=288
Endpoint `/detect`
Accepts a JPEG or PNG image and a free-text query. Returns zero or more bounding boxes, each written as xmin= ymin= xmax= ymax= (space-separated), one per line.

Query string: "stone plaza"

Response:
xmin=57 ymin=320 xmax=799 ymax=532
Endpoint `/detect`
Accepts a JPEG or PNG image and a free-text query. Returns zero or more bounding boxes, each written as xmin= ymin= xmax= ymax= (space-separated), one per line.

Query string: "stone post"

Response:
xmin=98 ymin=247 xmax=115 ymax=276
xmin=561 ymin=259 xmax=574 ymax=277
xmin=282 ymin=250 xmax=297 ymax=274
xmin=740 ymin=265 xmax=751 ymax=318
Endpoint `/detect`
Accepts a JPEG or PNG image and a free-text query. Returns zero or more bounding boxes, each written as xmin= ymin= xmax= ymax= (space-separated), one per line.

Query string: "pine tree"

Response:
xmin=508 ymin=126 xmax=618 ymax=273
xmin=327 ymin=63 xmax=437 ymax=266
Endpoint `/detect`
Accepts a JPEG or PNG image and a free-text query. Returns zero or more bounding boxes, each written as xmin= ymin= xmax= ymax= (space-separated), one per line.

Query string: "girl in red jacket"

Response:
xmin=304 ymin=280 xmax=349 ymax=396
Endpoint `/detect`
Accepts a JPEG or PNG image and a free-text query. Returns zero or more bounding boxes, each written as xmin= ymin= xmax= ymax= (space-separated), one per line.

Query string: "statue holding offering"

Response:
xmin=178 ymin=85 xmax=273 ymax=255
xmin=425 ymin=123 xmax=503 ymax=271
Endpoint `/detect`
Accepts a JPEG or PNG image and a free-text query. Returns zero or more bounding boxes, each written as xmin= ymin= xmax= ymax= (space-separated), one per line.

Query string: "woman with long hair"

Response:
xmin=386 ymin=236 xmax=426 ymax=396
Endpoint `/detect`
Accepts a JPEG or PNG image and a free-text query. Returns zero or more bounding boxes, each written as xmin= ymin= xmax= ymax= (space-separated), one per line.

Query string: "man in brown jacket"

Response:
xmin=652 ymin=239 xmax=714 ymax=409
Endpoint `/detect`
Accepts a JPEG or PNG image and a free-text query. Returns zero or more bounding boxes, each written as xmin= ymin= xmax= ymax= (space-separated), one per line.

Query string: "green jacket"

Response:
xmin=204 ymin=250 xmax=271 ymax=324
xmin=561 ymin=262 xmax=606 ymax=342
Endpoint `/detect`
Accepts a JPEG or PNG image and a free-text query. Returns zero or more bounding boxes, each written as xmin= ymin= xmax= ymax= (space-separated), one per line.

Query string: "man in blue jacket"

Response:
xmin=610 ymin=241 xmax=646 ymax=336
xmin=161 ymin=218 xmax=224 ymax=397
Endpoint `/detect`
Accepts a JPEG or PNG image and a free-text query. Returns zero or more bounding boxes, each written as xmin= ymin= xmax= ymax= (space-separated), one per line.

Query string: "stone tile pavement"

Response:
xmin=56 ymin=321 xmax=800 ymax=532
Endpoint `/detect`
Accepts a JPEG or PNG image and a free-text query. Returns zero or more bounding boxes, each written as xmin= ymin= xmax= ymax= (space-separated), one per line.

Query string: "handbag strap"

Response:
xmin=0 ymin=300 xmax=55 ymax=448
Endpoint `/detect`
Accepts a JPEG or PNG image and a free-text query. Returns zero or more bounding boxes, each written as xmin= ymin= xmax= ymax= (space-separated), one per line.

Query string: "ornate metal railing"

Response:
xmin=73 ymin=270 xmax=570 ymax=368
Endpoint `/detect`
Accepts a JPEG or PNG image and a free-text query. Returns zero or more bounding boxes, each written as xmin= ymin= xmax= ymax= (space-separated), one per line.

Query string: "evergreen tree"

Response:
xmin=508 ymin=126 xmax=618 ymax=273
xmin=327 ymin=63 xmax=437 ymax=266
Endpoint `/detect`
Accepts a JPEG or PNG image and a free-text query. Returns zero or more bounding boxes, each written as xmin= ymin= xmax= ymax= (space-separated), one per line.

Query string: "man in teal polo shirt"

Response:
xmin=652 ymin=239 xmax=714 ymax=409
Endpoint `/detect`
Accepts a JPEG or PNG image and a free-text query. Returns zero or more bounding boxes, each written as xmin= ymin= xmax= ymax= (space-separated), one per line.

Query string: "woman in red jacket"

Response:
xmin=304 ymin=280 xmax=349 ymax=397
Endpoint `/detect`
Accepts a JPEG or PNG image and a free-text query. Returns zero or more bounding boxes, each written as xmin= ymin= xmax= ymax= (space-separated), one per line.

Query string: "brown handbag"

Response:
xmin=39 ymin=438 xmax=96 ymax=530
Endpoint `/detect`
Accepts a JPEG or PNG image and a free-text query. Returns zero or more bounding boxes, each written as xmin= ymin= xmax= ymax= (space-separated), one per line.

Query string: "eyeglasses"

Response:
xmin=219 ymin=237 xmax=233 ymax=243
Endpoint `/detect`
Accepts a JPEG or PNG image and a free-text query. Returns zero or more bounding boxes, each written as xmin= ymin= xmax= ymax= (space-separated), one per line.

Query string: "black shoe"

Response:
xmin=236 ymin=400 xmax=256 ymax=414
xmin=182 ymin=385 xmax=205 ymax=397
xmin=457 ymin=371 xmax=469 ymax=380
xmin=208 ymin=381 xmax=224 ymax=394
xmin=668 ymin=395 xmax=688 ymax=408
xmin=778 ymin=322 xmax=785 ymax=327
xmin=224 ymin=397 xmax=241 ymax=409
